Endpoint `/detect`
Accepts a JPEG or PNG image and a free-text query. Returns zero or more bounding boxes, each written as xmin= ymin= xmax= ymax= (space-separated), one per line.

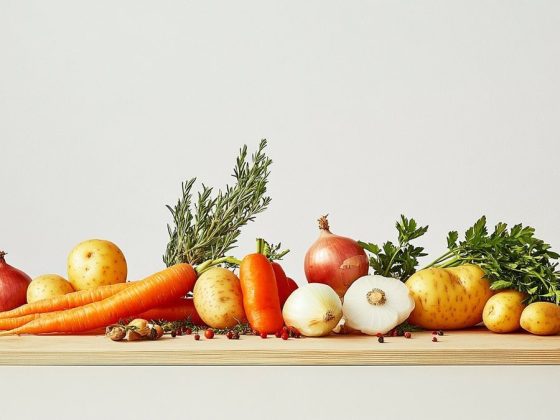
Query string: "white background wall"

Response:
xmin=1 ymin=1 xmax=559 ymax=419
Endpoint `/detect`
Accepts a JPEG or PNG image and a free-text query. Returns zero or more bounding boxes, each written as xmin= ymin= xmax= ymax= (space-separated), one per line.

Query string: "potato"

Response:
xmin=482 ymin=290 xmax=526 ymax=333
xmin=67 ymin=239 xmax=127 ymax=291
xmin=520 ymin=302 xmax=560 ymax=336
xmin=27 ymin=274 xmax=74 ymax=303
xmin=193 ymin=267 xmax=245 ymax=328
xmin=405 ymin=264 xmax=493 ymax=330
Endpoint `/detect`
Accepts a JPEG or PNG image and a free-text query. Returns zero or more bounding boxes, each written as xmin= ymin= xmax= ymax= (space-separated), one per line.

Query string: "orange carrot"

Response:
xmin=136 ymin=298 xmax=203 ymax=325
xmin=0 ymin=264 xmax=197 ymax=336
xmin=0 ymin=283 xmax=130 ymax=319
xmin=239 ymin=253 xmax=284 ymax=334
xmin=0 ymin=314 xmax=39 ymax=330
xmin=0 ymin=298 xmax=203 ymax=331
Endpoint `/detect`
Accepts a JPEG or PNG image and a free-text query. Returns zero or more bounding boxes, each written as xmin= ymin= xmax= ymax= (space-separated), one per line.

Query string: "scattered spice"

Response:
xmin=378 ymin=336 xmax=384 ymax=343
xmin=432 ymin=336 xmax=438 ymax=342
xmin=194 ymin=334 xmax=201 ymax=341
xmin=404 ymin=332 xmax=412 ymax=339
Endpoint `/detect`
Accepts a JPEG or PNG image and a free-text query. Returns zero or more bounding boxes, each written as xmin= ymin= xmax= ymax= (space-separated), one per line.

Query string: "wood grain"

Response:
xmin=0 ymin=328 xmax=558 ymax=365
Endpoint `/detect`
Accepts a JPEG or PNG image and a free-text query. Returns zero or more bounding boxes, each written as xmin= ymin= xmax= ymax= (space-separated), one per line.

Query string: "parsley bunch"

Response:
xmin=425 ymin=216 xmax=560 ymax=304
xmin=359 ymin=215 xmax=429 ymax=281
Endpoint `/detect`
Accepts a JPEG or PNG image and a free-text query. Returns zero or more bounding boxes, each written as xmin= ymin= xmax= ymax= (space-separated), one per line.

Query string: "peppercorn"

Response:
xmin=404 ymin=332 xmax=412 ymax=339
xmin=378 ymin=336 xmax=384 ymax=343
xmin=171 ymin=330 xmax=177 ymax=338
xmin=437 ymin=330 xmax=444 ymax=336
xmin=432 ymin=336 xmax=438 ymax=342
xmin=194 ymin=334 xmax=201 ymax=341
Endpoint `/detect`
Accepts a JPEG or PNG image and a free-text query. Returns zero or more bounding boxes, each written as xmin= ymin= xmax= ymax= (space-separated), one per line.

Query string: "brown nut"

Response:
xmin=125 ymin=329 xmax=144 ymax=342
xmin=106 ymin=325 xmax=126 ymax=342
xmin=148 ymin=325 xmax=164 ymax=340
xmin=127 ymin=319 xmax=151 ymax=337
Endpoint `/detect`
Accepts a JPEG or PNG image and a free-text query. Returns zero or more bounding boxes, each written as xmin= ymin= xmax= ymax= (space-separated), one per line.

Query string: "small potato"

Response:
xmin=193 ymin=267 xmax=246 ymax=329
xmin=520 ymin=302 xmax=560 ymax=336
xmin=483 ymin=290 xmax=526 ymax=333
xmin=67 ymin=239 xmax=127 ymax=291
xmin=27 ymin=274 xmax=74 ymax=303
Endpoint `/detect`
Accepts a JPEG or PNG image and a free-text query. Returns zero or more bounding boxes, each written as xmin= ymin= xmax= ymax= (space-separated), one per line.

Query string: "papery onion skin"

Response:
xmin=304 ymin=216 xmax=369 ymax=297
xmin=0 ymin=251 xmax=32 ymax=311
xmin=282 ymin=283 xmax=342 ymax=337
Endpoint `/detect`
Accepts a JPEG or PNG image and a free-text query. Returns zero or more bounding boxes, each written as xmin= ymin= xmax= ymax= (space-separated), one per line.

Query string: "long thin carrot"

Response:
xmin=0 ymin=283 xmax=130 ymax=319
xmin=0 ymin=314 xmax=39 ymax=330
xmin=0 ymin=264 xmax=197 ymax=336
xmin=239 ymin=251 xmax=284 ymax=334
xmin=136 ymin=298 xmax=203 ymax=325
xmin=0 ymin=298 xmax=204 ymax=330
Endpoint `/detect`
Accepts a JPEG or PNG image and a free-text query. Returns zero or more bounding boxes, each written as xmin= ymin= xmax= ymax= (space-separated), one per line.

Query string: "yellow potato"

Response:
xmin=67 ymin=239 xmax=127 ymax=291
xmin=193 ymin=267 xmax=246 ymax=329
xmin=483 ymin=290 xmax=526 ymax=333
xmin=27 ymin=274 xmax=75 ymax=303
xmin=520 ymin=302 xmax=560 ymax=336
xmin=406 ymin=264 xmax=493 ymax=330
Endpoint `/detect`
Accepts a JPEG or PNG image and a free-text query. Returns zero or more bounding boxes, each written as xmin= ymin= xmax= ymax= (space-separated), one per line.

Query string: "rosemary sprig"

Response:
xmin=164 ymin=140 xmax=272 ymax=267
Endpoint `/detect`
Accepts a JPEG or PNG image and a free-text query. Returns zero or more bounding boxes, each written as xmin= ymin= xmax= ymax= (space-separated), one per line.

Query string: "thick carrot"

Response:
xmin=136 ymin=298 xmax=203 ymax=325
xmin=239 ymin=253 xmax=284 ymax=334
xmin=0 ymin=283 xmax=130 ymax=319
xmin=0 ymin=264 xmax=197 ymax=336
xmin=272 ymin=262 xmax=291 ymax=308
xmin=286 ymin=277 xmax=299 ymax=298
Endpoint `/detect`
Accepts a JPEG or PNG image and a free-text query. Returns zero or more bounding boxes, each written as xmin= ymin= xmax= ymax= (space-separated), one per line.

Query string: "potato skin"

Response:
xmin=406 ymin=265 xmax=493 ymax=330
xmin=67 ymin=239 xmax=127 ymax=291
xmin=482 ymin=290 xmax=526 ymax=333
xmin=193 ymin=267 xmax=246 ymax=329
xmin=27 ymin=274 xmax=75 ymax=303
xmin=520 ymin=302 xmax=560 ymax=336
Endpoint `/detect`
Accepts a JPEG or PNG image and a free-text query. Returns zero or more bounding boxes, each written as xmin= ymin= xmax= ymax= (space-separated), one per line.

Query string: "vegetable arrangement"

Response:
xmin=1 ymin=140 xmax=560 ymax=343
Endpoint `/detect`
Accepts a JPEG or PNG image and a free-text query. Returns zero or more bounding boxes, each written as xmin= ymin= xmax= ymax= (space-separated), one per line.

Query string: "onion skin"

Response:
xmin=304 ymin=216 xmax=369 ymax=297
xmin=0 ymin=251 xmax=32 ymax=311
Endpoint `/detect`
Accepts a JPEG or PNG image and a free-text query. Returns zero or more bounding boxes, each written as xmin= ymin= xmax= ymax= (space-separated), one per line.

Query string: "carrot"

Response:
xmin=0 ymin=283 xmax=130 ymax=319
xmin=272 ymin=262 xmax=291 ymax=308
xmin=136 ymin=298 xmax=203 ymax=325
xmin=286 ymin=277 xmax=299 ymax=297
xmin=0 ymin=314 xmax=39 ymax=330
xmin=0 ymin=264 xmax=197 ymax=336
xmin=239 ymin=253 xmax=284 ymax=334
xmin=0 ymin=298 xmax=204 ymax=331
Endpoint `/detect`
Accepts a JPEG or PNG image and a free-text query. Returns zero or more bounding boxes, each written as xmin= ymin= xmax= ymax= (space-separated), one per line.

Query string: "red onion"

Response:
xmin=0 ymin=251 xmax=32 ymax=311
xmin=304 ymin=216 xmax=369 ymax=297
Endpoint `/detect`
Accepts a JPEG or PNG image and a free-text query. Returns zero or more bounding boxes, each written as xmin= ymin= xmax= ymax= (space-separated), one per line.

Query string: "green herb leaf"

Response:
xmin=360 ymin=215 xmax=428 ymax=281
xmin=164 ymin=140 xmax=272 ymax=267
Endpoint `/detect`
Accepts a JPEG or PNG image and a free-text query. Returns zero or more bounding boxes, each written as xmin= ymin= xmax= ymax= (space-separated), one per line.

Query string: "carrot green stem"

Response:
xmin=195 ymin=256 xmax=242 ymax=274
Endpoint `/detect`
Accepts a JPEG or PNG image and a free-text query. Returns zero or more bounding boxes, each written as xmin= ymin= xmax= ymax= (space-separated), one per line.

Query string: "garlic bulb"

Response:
xmin=343 ymin=275 xmax=415 ymax=335
xmin=282 ymin=283 xmax=343 ymax=337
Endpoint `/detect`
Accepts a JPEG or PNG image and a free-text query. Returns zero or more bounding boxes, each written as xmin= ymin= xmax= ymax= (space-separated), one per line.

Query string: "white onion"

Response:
xmin=282 ymin=283 xmax=343 ymax=337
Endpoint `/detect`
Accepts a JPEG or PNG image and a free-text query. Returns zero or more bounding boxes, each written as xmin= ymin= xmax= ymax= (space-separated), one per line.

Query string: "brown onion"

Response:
xmin=0 ymin=251 xmax=32 ymax=311
xmin=304 ymin=216 xmax=369 ymax=297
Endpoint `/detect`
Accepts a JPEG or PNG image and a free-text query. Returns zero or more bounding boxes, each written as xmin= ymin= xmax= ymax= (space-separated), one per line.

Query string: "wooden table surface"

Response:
xmin=1 ymin=327 xmax=559 ymax=365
